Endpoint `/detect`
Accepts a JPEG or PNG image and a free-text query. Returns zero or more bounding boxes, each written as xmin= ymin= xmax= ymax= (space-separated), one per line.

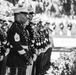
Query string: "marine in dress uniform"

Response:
xmin=34 ymin=22 xmax=53 ymax=75
xmin=0 ymin=20 xmax=10 ymax=75
xmin=6 ymin=5 xmax=35 ymax=75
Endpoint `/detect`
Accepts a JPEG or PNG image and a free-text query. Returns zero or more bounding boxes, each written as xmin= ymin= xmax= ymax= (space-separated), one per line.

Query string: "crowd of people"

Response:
xmin=0 ymin=0 xmax=54 ymax=75
xmin=0 ymin=0 xmax=76 ymax=75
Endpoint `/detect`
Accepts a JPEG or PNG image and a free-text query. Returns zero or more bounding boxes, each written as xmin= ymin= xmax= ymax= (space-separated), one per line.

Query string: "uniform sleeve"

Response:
xmin=7 ymin=28 xmax=26 ymax=55
xmin=14 ymin=32 xmax=27 ymax=55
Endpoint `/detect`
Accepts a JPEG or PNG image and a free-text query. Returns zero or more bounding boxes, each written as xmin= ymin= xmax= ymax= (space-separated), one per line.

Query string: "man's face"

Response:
xmin=15 ymin=12 xmax=34 ymax=28
xmin=20 ymin=12 xmax=30 ymax=24
xmin=15 ymin=12 xmax=28 ymax=24
xmin=20 ymin=13 xmax=30 ymax=28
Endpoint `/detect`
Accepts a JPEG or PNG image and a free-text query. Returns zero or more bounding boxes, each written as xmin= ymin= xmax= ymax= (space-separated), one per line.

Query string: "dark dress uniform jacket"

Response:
xmin=6 ymin=22 xmax=30 ymax=68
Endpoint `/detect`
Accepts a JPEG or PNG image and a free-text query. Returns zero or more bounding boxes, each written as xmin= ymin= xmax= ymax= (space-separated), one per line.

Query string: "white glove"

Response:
xmin=5 ymin=48 xmax=10 ymax=56
xmin=33 ymin=54 xmax=37 ymax=61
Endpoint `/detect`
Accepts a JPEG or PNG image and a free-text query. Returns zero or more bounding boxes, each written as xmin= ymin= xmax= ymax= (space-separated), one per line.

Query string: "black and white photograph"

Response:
xmin=0 ymin=0 xmax=76 ymax=75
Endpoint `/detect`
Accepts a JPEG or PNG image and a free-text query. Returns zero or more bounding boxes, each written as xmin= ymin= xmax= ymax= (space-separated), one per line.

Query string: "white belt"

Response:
xmin=18 ymin=45 xmax=28 ymax=55
xmin=18 ymin=49 xmax=26 ymax=55
xmin=21 ymin=45 xmax=28 ymax=50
